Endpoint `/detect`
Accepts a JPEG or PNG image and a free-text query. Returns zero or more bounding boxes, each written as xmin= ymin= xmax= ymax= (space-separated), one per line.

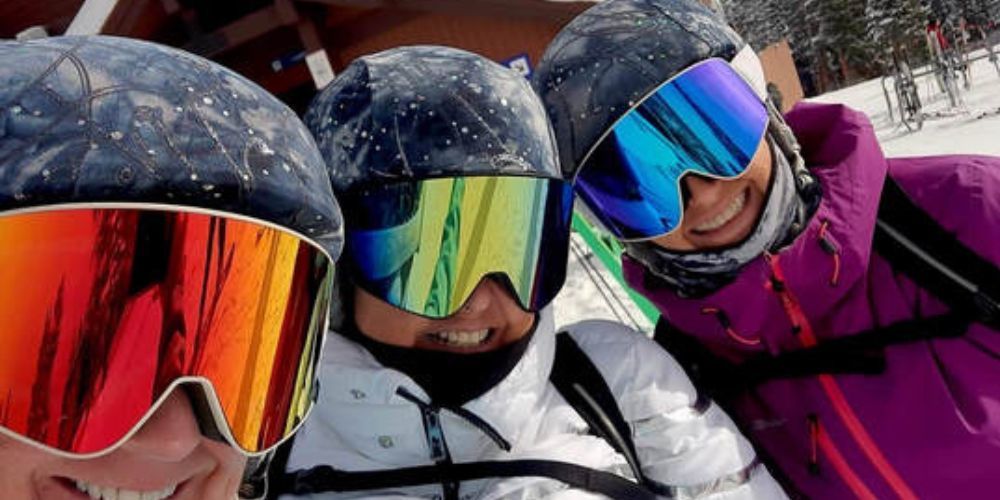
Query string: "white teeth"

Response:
xmin=73 ymin=479 xmax=177 ymax=500
xmin=694 ymin=190 xmax=747 ymax=232
xmin=430 ymin=329 xmax=490 ymax=347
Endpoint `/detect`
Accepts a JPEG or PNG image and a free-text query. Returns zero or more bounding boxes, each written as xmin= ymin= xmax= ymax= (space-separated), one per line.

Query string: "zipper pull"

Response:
xmin=807 ymin=414 xmax=820 ymax=475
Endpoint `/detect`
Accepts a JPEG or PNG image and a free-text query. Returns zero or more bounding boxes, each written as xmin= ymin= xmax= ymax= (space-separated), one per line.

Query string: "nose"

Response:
xmin=120 ymin=390 xmax=203 ymax=462
xmin=681 ymin=173 xmax=726 ymax=210
xmin=456 ymin=278 xmax=504 ymax=317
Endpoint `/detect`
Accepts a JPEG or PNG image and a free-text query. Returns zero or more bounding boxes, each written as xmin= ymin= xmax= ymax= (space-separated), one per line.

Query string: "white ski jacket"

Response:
xmin=281 ymin=308 xmax=786 ymax=499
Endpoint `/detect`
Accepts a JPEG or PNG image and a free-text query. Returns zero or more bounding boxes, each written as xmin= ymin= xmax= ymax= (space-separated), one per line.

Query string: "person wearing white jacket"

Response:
xmin=281 ymin=308 xmax=784 ymax=500
xmin=267 ymin=45 xmax=785 ymax=500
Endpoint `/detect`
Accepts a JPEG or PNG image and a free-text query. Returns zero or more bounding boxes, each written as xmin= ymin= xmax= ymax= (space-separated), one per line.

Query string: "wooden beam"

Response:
xmin=160 ymin=0 xmax=181 ymax=15
xmin=298 ymin=0 xmax=591 ymax=22
xmin=275 ymin=0 xmax=301 ymax=25
xmin=102 ymin=0 xmax=166 ymax=38
xmin=65 ymin=0 xmax=122 ymax=34
xmin=182 ymin=5 xmax=295 ymax=58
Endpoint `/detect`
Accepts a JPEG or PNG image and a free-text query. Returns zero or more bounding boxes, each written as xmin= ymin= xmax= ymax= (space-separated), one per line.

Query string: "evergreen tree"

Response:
xmin=722 ymin=0 xmax=788 ymax=50
xmin=957 ymin=0 xmax=996 ymax=24
xmin=722 ymin=0 xmax=887 ymax=90
xmin=809 ymin=0 xmax=877 ymax=83
xmin=866 ymin=0 xmax=929 ymax=68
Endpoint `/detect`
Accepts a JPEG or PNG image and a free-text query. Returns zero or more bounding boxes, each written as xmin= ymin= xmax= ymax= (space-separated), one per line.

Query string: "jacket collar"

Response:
xmin=312 ymin=307 xmax=557 ymax=455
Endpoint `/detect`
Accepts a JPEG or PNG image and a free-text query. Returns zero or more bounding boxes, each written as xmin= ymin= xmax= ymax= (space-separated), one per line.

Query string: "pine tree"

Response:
xmin=722 ymin=0 xmax=888 ymax=90
xmin=989 ymin=0 xmax=1000 ymax=21
xmin=957 ymin=0 xmax=996 ymax=24
xmin=807 ymin=0 xmax=878 ymax=84
xmin=866 ymin=0 xmax=929 ymax=69
xmin=722 ymin=0 xmax=788 ymax=50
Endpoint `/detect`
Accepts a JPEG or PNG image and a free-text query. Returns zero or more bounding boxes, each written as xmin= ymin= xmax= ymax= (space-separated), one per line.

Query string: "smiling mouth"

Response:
xmin=692 ymin=188 xmax=749 ymax=234
xmin=425 ymin=328 xmax=494 ymax=348
xmin=65 ymin=477 xmax=179 ymax=500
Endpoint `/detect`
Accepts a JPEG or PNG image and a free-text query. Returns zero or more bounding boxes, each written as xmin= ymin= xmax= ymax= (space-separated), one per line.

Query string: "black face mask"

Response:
xmin=344 ymin=317 xmax=539 ymax=408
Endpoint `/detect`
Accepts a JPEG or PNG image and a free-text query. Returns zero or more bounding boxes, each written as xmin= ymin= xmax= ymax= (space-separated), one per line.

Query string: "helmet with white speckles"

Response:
xmin=306 ymin=46 xmax=572 ymax=320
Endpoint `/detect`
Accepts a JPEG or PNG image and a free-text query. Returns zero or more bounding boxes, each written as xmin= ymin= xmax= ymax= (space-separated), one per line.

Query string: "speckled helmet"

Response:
xmin=0 ymin=35 xmax=342 ymax=256
xmin=533 ymin=0 xmax=758 ymax=178
xmin=0 ymin=36 xmax=343 ymax=459
xmin=305 ymin=45 xmax=562 ymax=191
xmin=534 ymin=0 xmax=821 ymax=297
xmin=305 ymin=46 xmax=573 ymax=319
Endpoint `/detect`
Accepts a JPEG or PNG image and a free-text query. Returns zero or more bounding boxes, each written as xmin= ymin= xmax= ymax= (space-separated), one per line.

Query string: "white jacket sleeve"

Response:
xmin=564 ymin=320 xmax=788 ymax=500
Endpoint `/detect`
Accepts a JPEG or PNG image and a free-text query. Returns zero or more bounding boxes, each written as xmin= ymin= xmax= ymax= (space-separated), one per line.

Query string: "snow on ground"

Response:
xmin=554 ymin=232 xmax=656 ymax=333
xmin=553 ymin=51 xmax=1000 ymax=332
xmin=812 ymin=50 xmax=1000 ymax=157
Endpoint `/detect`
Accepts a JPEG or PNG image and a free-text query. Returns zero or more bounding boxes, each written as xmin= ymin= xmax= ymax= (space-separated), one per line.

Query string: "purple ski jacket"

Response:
xmin=623 ymin=102 xmax=1000 ymax=499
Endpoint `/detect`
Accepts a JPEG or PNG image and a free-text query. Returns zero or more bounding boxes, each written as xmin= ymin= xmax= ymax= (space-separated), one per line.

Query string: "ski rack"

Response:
xmin=571 ymin=210 xmax=661 ymax=325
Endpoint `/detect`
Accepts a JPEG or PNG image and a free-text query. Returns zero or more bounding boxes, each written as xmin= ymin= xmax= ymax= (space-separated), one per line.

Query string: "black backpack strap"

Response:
xmin=653 ymin=319 xmax=738 ymax=402
xmin=281 ymin=460 xmax=657 ymax=500
xmin=550 ymin=332 xmax=687 ymax=497
xmin=875 ymin=176 xmax=1000 ymax=328
xmin=262 ymin=436 xmax=296 ymax=500
xmin=657 ymin=312 xmax=969 ymax=399
xmin=549 ymin=332 xmax=646 ymax=485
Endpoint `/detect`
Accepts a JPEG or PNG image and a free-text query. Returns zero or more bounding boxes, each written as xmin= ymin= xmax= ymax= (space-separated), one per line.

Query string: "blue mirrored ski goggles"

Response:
xmin=575 ymin=58 xmax=769 ymax=241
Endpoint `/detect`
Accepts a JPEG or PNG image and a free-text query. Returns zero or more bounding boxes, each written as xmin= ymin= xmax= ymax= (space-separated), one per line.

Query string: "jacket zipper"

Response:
xmin=397 ymin=387 xmax=460 ymax=500
xmin=764 ymin=253 xmax=918 ymax=500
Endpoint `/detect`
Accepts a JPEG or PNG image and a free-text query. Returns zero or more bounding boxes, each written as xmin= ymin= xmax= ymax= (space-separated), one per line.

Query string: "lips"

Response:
xmin=692 ymin=188 xmax=748 ymax=234
xmin=425 ymin=329 xmax=493 ymax=348
xmin=66 ymin=478 xmax=179 ymax=500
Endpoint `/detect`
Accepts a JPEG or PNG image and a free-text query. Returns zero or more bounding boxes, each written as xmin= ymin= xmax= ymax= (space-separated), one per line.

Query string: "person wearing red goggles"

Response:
xmin=0 ymin=36 xmax=342 ymax=500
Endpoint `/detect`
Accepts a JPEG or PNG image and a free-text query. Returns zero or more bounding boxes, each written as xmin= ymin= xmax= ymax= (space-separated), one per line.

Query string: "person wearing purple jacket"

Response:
xmin=533 ymin=0 xmax=1000 ymax=498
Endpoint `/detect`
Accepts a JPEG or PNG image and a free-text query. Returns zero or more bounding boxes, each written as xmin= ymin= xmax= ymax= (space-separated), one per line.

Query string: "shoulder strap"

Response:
xmin=261 ymin=436 xmax=296 ymax=500
xmin=875 ymin=176 xmax=1000 ymax=328
xmin=281 ymin=460 xmax=658 ymax=500
xmin=549 ymin=332 xmax=645 ymax=484
xmin=657 ymin=312 xmax=969 ymax=397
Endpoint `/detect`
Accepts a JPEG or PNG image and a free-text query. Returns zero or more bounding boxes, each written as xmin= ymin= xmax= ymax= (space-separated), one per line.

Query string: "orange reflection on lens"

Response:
xmin=0 ymin=207 xmax=332 ymax=455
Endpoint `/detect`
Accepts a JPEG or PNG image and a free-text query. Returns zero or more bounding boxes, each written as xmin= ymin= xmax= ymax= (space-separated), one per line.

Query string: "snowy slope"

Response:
xmin=553 ymin=53 xmax=1000 ymax=332
xmin=811 ymin=51 xmax=1000 ymax=157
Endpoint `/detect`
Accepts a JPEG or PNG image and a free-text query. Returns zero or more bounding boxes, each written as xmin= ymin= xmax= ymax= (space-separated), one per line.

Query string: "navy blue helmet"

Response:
xmin=533 ymin=0 xmax=749 ymax=177
xmin=305 ymin=45 xmax=562 ymax=193
xmin=0 ymin=36 xmax=342 ymax=256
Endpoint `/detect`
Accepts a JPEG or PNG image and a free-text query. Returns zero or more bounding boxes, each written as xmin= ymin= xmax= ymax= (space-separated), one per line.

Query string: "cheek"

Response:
xmin=495 ymin=295 xmax=537 ymax=342
xmin=750 ymin=146 xmax=775 ymax=194
xmin=182 ymin=441 xmax=245 ymax=500
xmin=0 ymin=435 xmax=56 ymax=495
xmin=652 ymin=230 xmax=697 ymax=252
xmin=353 ymin=288 xmax=426 ymax=347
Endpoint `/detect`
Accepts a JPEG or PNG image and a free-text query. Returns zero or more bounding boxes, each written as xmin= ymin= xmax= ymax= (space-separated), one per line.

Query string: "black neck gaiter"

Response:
xmin=344 ymin=318 xmax=539 ymax=408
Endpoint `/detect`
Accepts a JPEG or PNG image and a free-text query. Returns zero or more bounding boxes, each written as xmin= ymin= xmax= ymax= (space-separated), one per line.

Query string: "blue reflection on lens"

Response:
xmin=576 ymin=59 xmax=767 ymax=240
